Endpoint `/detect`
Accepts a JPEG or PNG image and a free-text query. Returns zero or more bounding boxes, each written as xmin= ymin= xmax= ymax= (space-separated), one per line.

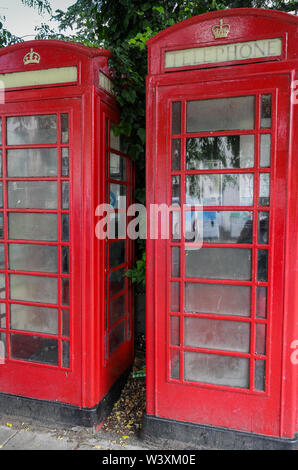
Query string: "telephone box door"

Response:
xmin=0 ymin=98 xmax=82 ymax=405
xmin=152 ymin=74 xmax=290 ymax=436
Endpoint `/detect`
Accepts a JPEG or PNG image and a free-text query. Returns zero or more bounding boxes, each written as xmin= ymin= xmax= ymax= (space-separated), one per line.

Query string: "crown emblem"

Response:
xmin=23 ymin=48 xmax=41 ymax=65
xmin=211 ymin=19 xmax=230 ymax=39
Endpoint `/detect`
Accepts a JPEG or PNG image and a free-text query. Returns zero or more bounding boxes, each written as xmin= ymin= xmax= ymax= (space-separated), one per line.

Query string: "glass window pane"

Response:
xmin=7 ymin=148 xmax=57 ymax=177
xmin=171 ymin=211 xmax=181 ymax=241
xmin=10 ymin=304 xmax=58 ymax=334
xmin=10 ymin=274 xmax=58 ymax=304
xmin=0 ymin=243 xmax=4 ymax=269
xmin=61 ymin=181 xmax=69 ymax=209
xmin=171 ymin=175 xmax=180 ymax=206
xmin=170 ymin=349 xmax=180 ymax=379
xmin=62 ymin=309 xmax=70 ymax=337
xmin=170 ymin=316 xmax=180 ymax=346
xmin=186 ymin=174 xmax=254 ymax=206
xmin=0 ymin=332 xmax=6 ymax=362
xmin=110 ymin=124 xmax=121 ymax=151
xmin=256 ymin=286 xmax=267 ymax=319
xmin=61 ymin=278 xmax=70 ymax=305
xmin=109 ymin=267 xmax=125 ymax=297
xmin=255 ymin=323 xmax=266 ymax=355
xmin=0 ymin=303 xmax=6 ymax=329
xmin=185 ymin=210 xmax=253 ymax=243
xmin=259 ymin=173 xmax=270 ymax=206
xmin=258 ymin=211 xmax=269 ymax=244
xmin=61 ymin=148 xmax=69 ymax=177
xmin=255 ymin=359 xmax=266 ymax=391
xmin=170 ymin=281 xmax=180 ymax=312
xmin=172 ymin=101 xmax=181 ymax=135
xmin=260 ymin=134 xmax=271 ymax=168
xmin=62 ymin=341 xmax=70 ymax=368
xmin=109 ymin=319 xmax=126 ymax=354
xmin=172 ymin=139 xmax=181 ymax=171
xmin=184 ymin=317 xmax=250 ymax=353
xmin=62 ymin=246 xmax=69 ymax=274
xmin=109 ymin=293 xmax=126 ymax=327
xmin=184 ymin=351 xmax=250 ymax=388
xmin=0 ymin=119 xmax=2 ymax=144
xmin=0 ymin=182 xmax=2 ymax=208
xmin=185 ymin=283 xmax=251 ymax=317
xmin=261 ymin=94 xmax=272 ymax=128
xmin=61 ymin=114 xmax=69 ymax=143
xmin=109 ymin=241 xmax=125 ymax=269
xmin=0 ymin=273 xmax=5 ymax=299
xmin=8 ymin=181 xmax=57 ymax=209
xmin=110 ymin=153 xmax=126 ymax=181
xmin=171 ymin=246 xmax=180 ymax=277
xmin=110 ymin=183 xmax=126 ymax=210
xmin=10 ymin=333 xmax=58 ymax=365
xmin=186 ymin=135 xmax=254 ymax=170
xmin=185 ymin=247 xmax=252 ymax=280
xmin=0 ymin=214 xmax=3 ymax=240
xmin=61 ymin=214 xmax=69 ymax=242
xmin=0 ymin=149 xmax=2 ymax=177
xmin=9 ymin=244 xmax=58 ymax=273
xmin=187 ymin=96 xmax=255 ymax=133
xmin=7 ymin=115 xmax=57 ymax=145
xmin=9 ymin=213 xmax=57 ymax=241
xmin=257 ymin=249 xmax=268 ymax=282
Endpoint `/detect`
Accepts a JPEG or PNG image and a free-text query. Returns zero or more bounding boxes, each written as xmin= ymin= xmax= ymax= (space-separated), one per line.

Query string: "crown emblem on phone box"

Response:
xmin=212 ymin=19 xmax=230 ymax=39
xmin=23 ymin=48 xmax=41 ymax=65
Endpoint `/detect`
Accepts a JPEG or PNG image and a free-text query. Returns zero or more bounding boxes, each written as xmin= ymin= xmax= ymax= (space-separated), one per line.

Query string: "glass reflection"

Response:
xmin=7 ymin=115 xmax=57 ymax=145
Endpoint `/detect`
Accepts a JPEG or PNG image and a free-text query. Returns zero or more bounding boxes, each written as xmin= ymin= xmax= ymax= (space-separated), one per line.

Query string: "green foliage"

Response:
xmin=125 ymin=251 xmax=146 ymax=288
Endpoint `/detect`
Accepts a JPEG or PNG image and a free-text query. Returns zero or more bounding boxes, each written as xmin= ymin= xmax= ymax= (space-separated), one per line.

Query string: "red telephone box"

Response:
xmin=144 ymin=9 xmax=298 ymax=449
xmin=0 ymin=40 xmax=134 ymax=426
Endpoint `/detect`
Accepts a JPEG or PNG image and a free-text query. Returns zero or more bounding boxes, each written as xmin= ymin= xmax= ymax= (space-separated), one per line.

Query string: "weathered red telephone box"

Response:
xmin=0 ymin=40 xmax=134 ymax=425
xmin=144 ymin=9 xmax=298 ymax=449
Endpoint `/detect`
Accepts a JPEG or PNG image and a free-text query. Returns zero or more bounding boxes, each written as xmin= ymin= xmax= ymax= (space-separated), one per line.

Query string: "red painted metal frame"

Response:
xmin=0 ymin=40 xmax=134 ymax=411
xmin=146 ymin=9 xmax=298 ymax=439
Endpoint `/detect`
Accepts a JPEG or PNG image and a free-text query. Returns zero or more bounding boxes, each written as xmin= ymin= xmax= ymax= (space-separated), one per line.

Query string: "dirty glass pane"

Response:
xmin=257 ymin=249 xmax=268 ymax=282
xmin=256 ymin=286 xmax=267 ymax=319
xmin=185 ymin=317 xmax=250 ymax=353
xmin=110 ymin=153 xmax=126 ymax=181
xmin=255 ymin=359 xmax=265 ymax=391
xmin=258 ymin=211 xmax=269 ymax=244
xmin=170 ymin=316 xmax=180 ymax=346
xmin=8 ymin=181 xmax=57 ymax=209
xmin=62 ymin=310 xmax=70 ymax=337
xmin=109 ymin=319 xmax=126 ymax=354
xmin=259 ymin=173 xmax=270 ymax=206
xmin=7 ymin=148 xmax=57 ymax=177
xmin=109 ymin=241 xmax=125 ymax=269
xmin=184 ymin=351 xmax=250 ymax=388
xmin=0 ymin=273 xmax=5 ymax=299
xmin=0 ymin=332 xmax=6 ymax=362
xmin=172 ymin=101 xmax=181 ymax=135
xmin=185 ymin=211 xmax=253 ymax=243
xmin=110 ymin=125 xmax=120 ymax=151
xmin=186 ymin=174 xmax=254 ymax=206
xmin=10 ymin=274 xmax=58 ymax=304
xmin=61 ymin=214 xmax=69 ymax=242
xmin=0 ymin=119 xmax=2 ymax=144
xmin=185 ymin=247 xmax=252 ymax=280
xmin=0 ymin=243 xmax=4 ymax=269
xmin=61 ymin=181 xmax=69 ymax=209
xmin=10 ymin=333 xmax=58 ymax=365
xmin=62 ymin=341 xmax=70 ymax=368
xmin=185 ymin=283 xmax=251 ymax=317
xmin=0 ymin=214 xmax=3 ymax=240
xmin=260 ymin=134 xmax=271 ymax=168
xmin=10 ymin=304 xmax=58 ymax=335
xmin=61 ymin=278 xmax=70 ymax=305
xmin=0 ymin=303 xmax=6 ymax=329
xmin=170 ymin=282 xmax=180 ymax=312
xmin=171 ymin=246 xmax=180 ymax=277
xmin=187 ymin=96 xmax=255 ymax=133
xmin=110 ymin=183 xmax=126 ymax=210
xmin=170 ymin=349 xmax=180 ymax=379
xmin=109 ymin=267 xmax=125 ymax=297
xmin=186 ymin=135 xmax=254 ymax=169
xmin=61 ymin=148 xmax=69 ymax=177
xmin=261 ymin=94 xmax=272 ymax=129
xmin=7 ymin=115 xmax=57 ymax=145
xmin=171 ymin=175 xmax=180 ymax=206
xmin=172 ymin=139 xmax=181 ymax=171
xmin=62 ymin=246 xmax=69 ymax=274
xmin=109 ymin=293 xmax=126 ymax=327
xmin=61 ymin=114 xmax=69 ymax=143
xmin=255 ymin=323 xmax=266 ymax=355
xmin=171 ymin=211 xmax=181 ymax=241
xmin=9 ymin=213 xmax=57 ymax=241
xmin=9 ymin=244 xmax=58 ymax=273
